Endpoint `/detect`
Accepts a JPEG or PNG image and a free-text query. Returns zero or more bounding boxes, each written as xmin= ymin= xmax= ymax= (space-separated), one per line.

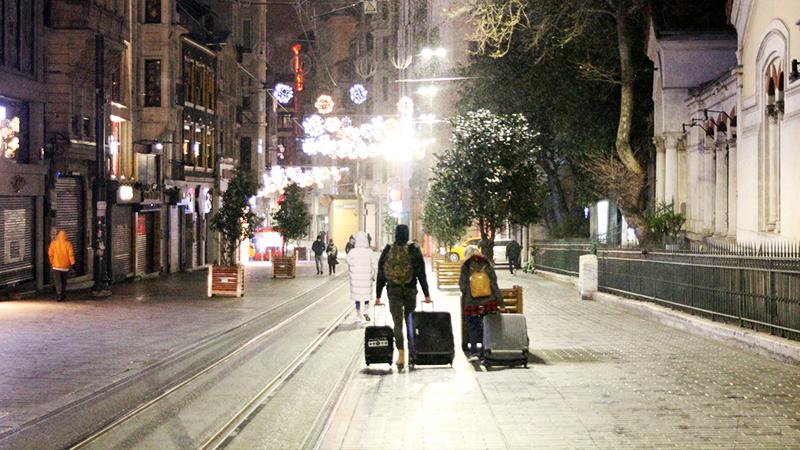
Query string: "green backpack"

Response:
xmin=384 ymin=244 xmax=413 ymax=286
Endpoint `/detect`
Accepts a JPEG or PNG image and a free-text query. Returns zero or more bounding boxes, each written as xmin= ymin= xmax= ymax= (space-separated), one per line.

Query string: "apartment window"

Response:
xmin=382 ymin=77 xmax=389 ymax=101
xmin=366 ymin=33 xmax=374 ymax=53
xmin=144 ymin=59 xmax=162 ymax=107
xmin=381 ymin=1 xmax=389 ymax=20
xmin=144 ymin=0 xmax=161 ymax=23
xmin=278 ymin=113 xmax=293 ymax=130
xmin=382 ymin=37 xmax=390 ymax=59
xmin=242 ymin=20 xmax=252 ymax=50
xmin=242 ymin=95 xmax=252 ymax=112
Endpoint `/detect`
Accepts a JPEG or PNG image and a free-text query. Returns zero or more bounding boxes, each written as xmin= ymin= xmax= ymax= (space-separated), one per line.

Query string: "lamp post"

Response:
xmin=92 ymin=34 xmax=111 ymax=296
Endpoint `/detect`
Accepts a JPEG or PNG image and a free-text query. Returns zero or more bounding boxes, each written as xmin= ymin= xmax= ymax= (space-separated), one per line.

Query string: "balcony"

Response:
xmin=47 ymin=0 xmax=125 ymax=37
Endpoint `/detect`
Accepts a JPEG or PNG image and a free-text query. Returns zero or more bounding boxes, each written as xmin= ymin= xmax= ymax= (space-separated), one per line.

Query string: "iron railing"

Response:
xmin=533 ymin=240 xmax=595 ymax=276
xmin=597 ymin=248 xmax=800 ymax=341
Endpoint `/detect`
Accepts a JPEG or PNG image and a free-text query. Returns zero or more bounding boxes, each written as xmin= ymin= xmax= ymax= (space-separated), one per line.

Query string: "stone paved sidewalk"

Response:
xmin=320 ymin=270 xmax=800 ymax=449
xmin=0 ymin=262 xmax=345 ymax=435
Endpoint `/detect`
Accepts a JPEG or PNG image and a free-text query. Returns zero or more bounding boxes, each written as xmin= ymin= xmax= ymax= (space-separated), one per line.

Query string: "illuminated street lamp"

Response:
xmin=420 ymin=47 xmax=447 ymax=59
xmin=417 ymin=85 xmax=439 ymax=97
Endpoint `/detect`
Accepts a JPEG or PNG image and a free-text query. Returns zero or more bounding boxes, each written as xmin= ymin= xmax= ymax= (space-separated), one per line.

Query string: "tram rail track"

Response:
xmin=67 ymin=281 xmax=351 ymax=450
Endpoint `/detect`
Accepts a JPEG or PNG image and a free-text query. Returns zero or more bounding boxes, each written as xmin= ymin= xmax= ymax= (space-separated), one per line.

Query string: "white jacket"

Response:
xmin=346 ymin=232 xmax=377 ymax=301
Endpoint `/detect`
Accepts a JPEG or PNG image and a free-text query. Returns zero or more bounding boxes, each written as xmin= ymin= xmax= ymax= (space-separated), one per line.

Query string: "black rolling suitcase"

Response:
xmin=482 ymin=313 xmax=529 ymax=368
xmin=365 ymin=304 xmax=393 ymax=366
xmin=409 ymin=301 xmax=455 ymax=367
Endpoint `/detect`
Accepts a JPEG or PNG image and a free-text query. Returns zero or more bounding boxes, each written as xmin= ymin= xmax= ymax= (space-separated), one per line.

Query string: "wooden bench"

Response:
xmin=431 ymin=254 xmax=446 ymax=273
xmin=436 ymin=261 xmax=461 ymax=289
xmin=501 ymin=285 xmax=524 ymax=313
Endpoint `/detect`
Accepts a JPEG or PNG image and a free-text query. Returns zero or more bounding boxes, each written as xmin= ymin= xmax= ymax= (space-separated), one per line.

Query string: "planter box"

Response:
xmin=208 ymin=265 xmax=244 ymax=297
xmin=272 ymin=256 xmax=296 ymax=279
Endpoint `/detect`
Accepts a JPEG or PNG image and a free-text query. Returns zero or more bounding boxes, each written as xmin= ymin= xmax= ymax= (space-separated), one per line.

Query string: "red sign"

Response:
xmin=137 ymin=216 xmax=146 ymax=236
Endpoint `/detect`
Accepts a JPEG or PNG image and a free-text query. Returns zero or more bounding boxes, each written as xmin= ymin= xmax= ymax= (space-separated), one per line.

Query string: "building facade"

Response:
xmin=649 ymin=0 xmax=800 ymax=244
xmin=0 ymin=0 xmax=48 ymax=294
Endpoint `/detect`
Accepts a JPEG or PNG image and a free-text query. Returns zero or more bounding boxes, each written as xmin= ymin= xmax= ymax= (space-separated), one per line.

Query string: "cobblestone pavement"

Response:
xmin=320 ymin=270 xmax=800 ymax=449
xmin=0 ymin=262 xmax=343 ymax=436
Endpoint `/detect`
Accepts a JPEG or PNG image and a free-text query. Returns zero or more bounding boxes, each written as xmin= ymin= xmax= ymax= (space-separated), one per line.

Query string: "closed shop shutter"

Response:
xmin=0 ymin=196 xmax=35 ymax=287
xmin=135 ymin=214 xmax=147 ymax=276
xmin=111 ymin=205 xmax=132 ymax=282
xmin=55 ymin=177 xmax=85 ymax=276
xmin=169 ymin=206 xmax=179 ymax=272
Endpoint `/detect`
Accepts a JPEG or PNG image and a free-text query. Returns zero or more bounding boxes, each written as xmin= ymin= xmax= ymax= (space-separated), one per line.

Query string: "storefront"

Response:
xmin=0 ymin=95 xmax=46 ymax=293
xmin=109 ymin=183 xmax=140 ymax=283
xmin=54 ymin=176 xmax=86 ymax=276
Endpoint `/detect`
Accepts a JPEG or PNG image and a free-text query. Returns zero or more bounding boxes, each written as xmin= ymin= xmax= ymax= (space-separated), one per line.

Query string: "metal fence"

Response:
xmin=597 ymin=248 xmax=800 ymax=341
xmin=532 ymin=241 xmax=595 ymax=276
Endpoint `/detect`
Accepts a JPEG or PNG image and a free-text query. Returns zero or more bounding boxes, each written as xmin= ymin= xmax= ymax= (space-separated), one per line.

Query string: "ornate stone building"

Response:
xmin=649 ymin=0 xmax=800 ymax=243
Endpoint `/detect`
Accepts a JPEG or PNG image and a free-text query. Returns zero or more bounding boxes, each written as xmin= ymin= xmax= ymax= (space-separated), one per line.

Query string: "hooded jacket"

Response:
xmin=48 ymin=230 xmax=75 ymax=271
xmin=346 ymin=232 xmax=377 ymax=301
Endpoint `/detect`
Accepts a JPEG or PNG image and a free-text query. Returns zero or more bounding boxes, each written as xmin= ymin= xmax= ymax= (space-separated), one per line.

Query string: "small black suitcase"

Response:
xmin=409 ymin=302 xmax=455 ymax=367
xmin=365 ymin=305 xmax=393 ymax=366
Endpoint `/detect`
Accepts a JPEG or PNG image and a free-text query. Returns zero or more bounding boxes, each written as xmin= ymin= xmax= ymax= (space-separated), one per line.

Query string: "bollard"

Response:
xmin=579 ymin=254 xmax=598 ymax=300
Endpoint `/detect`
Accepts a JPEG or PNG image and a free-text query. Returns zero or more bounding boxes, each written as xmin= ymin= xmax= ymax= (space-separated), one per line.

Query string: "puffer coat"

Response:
xmin=346 ymin=232 xmax=377 ymax=301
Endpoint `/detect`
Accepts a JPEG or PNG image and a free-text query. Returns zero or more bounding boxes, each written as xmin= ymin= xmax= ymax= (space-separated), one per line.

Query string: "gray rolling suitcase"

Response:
xmin=482 ymin=313 xmax=529 ymax=368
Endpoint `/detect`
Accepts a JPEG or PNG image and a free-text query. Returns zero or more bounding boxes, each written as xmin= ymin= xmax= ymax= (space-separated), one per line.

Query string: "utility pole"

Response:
xmin=92 ymin=34 xmax=111 ymax=296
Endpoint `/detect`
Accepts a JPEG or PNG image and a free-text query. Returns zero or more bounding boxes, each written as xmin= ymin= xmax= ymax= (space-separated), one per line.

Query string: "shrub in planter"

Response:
xmin=644 ymin=201 xmax=686 ymax=251
xmin=271 ymin=182 xmax=311 ymax=278
xmin=208 ymin=168 xmax=259 ymax=296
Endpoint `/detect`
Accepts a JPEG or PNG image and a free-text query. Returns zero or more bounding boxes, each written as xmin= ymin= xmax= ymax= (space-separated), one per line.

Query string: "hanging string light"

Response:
xmin=260 ymin=166 xmax=346 ymax=195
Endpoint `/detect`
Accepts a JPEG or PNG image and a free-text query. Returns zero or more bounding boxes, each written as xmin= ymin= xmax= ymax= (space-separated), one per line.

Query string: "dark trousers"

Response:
xmin=387 ymin=285 xmax=417 ymax=350
xmin=467 ymin=315 xmax=483 ymax=354
xmin=53 ymin=270 xmax=68 ymax=299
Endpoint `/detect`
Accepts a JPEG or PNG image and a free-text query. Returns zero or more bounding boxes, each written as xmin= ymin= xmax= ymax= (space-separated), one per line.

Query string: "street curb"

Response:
xmin=529 ymin=270 xmax=579 ymax=287
xmin=591 ymin=291 xmax=800 ymax=364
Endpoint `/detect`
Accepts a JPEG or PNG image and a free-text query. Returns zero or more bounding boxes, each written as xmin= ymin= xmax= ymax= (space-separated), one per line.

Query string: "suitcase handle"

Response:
xmin=420 ymin=299 xmax=434 ymax=311
xmin=374 ymin=302 xmax=388 ymax=326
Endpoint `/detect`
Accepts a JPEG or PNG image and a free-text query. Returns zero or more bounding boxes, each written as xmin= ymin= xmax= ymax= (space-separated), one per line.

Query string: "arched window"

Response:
xmin=761 ymin=59 xmax=784 ymax=232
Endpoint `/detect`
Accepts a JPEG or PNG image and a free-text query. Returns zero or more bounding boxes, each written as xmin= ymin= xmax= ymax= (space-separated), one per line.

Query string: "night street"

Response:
xmin=4 ymin=0 xmax=800 ymax=449
xmin=0 ymin=262 xmax=798 ymax=449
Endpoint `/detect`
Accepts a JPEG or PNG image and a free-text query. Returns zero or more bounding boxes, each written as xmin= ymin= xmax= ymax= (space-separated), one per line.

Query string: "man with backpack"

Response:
xmin=375 ymin=224 xmax=431 ymax=369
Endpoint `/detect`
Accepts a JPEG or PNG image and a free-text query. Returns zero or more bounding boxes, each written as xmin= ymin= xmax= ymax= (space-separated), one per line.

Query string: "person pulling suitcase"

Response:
xmin=459 ymin=245 xmax=505 ymax=359
xmin=375 ymin=224 xmax=431 ymax=370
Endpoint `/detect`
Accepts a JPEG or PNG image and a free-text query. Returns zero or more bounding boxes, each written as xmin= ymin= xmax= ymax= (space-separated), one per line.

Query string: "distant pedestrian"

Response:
xmin=506 ymin=239 xmax=522 ymax=275
xmin=376 ymin=224 xmax=431 ymax=369
xmin=48 ymin=229 xmax=75 ymax=302
xmin=345 ymin=235 xmax=356 ymax=254
xmin=312 ymin=235 xmax=326 ymax=275
xmin=327 ymin=239 xmax=339 ymax=275
xmin=347 ymin=232 xmax=377 ymax=324
xmin=459 ymin=245 xmax=504 ymax=359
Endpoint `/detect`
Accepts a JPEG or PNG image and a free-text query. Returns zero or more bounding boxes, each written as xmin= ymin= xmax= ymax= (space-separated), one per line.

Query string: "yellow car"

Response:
xmin=446 ymin=237 xmax=512 ymax=263
xmin=447 ymin=237 xmax=480 ymax=262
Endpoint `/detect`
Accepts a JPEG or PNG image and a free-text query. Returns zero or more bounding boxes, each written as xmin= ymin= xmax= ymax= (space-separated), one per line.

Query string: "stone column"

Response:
xmin=767 ymin=115 xmax=780 ymax=231
xmin=703 ymin=141 xmax=716 ymax=234
xmin=663 ymin=132 xmax=682 ymax=206
xmin=686 ymin=145 xmax=699 ymax=232
xmin=714 ymin=139 xmax=728 ymax=235
xmin=727 ymin=139 xmax=737 ymax=237
xmin=654 ymin=135 xmax=666 ymax=203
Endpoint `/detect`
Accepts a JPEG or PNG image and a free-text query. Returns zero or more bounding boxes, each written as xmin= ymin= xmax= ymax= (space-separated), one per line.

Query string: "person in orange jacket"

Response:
xmin=48 ymin=229 xmax=75 ymax=302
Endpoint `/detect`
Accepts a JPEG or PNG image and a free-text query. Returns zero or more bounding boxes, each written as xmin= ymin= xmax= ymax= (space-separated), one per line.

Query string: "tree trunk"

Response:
xmin=538 ymin=153 xmax=570 ymax=229
xmin=615 ymin=0 xmax=644 ymax=176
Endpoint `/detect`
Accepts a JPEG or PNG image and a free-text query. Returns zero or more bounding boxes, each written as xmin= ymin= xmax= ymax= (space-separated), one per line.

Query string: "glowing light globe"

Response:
xmin=349 ymin=84 xmax=368 ymax=104
xmin=274 ymin=83 xmax=294 ymax=104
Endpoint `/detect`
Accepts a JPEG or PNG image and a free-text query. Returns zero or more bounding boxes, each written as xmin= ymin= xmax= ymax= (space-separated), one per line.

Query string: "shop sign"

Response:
xmin=137 ymin=215 xmax=146 ymax=236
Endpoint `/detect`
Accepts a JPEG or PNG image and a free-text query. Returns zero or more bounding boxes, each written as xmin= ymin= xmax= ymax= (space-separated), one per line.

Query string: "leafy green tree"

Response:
xmin=210 ymin=167 xmax=260 ymax=266
xmin=272 ymin=182 xmax=312 ymax=255
xmin=422 ymin=177 xmax=470 ymax=251
xmin=459 ymin=34 xmax=615 ymax=237
xmin=434 ymin=109 xmax=543 ymax=261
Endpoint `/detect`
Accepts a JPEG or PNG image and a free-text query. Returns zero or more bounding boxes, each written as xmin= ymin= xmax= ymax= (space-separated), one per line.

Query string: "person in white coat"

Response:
xmin=346 ymin=231 xmax=377 ymax=323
